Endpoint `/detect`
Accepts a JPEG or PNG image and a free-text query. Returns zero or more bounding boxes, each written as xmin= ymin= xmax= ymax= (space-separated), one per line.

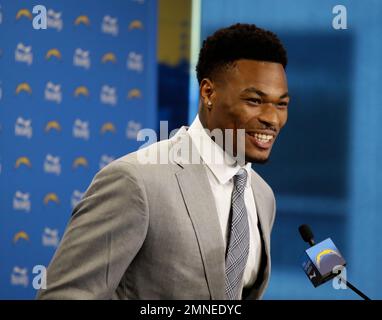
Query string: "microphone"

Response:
xmin=298 ymin=224 xmax=370 ymax=300
xmin=298 ymin=224 xmax=315 ymax=246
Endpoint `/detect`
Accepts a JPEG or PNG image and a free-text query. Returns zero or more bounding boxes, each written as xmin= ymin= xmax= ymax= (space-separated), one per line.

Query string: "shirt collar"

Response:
xmin=187 ymin=115 xmax=252 ymax=187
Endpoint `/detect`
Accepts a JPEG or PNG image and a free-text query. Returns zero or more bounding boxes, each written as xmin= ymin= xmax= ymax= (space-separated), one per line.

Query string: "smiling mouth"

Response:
xmin=246 ymin=132 xmax=274 ymax=143
xmin=246 ymin=132 xmax=275 ymax=150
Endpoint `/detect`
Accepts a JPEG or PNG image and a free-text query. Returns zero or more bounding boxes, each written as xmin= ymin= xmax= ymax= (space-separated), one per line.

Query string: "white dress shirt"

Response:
xmin=187 ymin=115 xmax=262 ymax=297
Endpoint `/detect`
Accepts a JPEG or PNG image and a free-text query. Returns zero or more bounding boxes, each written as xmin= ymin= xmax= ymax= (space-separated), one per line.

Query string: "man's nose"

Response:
xmin=257 ymin=103 xmax=279 ymax=128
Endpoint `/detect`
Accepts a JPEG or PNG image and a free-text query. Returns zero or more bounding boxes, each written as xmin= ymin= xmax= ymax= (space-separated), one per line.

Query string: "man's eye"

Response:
xmin=247 ymin=98 xmax=262 ymax=105
xmin=278 ymin=102 xmax=288 ymax=108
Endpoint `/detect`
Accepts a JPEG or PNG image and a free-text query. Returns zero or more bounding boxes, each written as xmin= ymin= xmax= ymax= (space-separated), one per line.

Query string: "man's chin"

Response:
xmin=253 ymin=157 xmax=269 ymax=164
xmin=246 ymin=152 xmax=271 ymax=164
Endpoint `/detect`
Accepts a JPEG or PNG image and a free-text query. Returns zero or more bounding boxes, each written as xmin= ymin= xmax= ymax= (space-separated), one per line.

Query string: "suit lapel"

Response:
xmin=175 ymin=165 xmax=227 ymax=300
xmin=171 ymin=127 xmax=226 ymax=299
xmin=252 ymin=174 xmax=271 ymax=260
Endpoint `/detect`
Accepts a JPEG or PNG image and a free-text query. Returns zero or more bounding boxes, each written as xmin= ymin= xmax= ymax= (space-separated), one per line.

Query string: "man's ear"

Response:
xmin=200 ymin=78 xmax=215 ymax=110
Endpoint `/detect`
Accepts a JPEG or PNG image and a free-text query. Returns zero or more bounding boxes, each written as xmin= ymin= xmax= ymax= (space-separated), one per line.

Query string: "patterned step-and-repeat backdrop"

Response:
xmin=0 ymin=0 xmax=157 ymax=299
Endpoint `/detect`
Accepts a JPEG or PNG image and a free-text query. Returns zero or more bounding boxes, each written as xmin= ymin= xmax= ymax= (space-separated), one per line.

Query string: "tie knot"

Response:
xmin=234 ymin=168 xmax=247 ymax=191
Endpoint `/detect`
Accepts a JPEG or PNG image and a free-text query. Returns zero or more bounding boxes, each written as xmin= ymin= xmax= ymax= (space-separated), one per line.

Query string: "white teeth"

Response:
xmin=248 ymin=132 xmax=273 ymax=143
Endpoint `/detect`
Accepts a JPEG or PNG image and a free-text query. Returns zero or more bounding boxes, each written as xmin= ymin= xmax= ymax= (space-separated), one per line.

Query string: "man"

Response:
xmin=37 ymin=23 xmax=289 ymax=300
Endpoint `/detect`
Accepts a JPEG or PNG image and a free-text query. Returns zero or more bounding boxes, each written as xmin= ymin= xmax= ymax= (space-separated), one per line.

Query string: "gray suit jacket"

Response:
xmin=37 ymin=125 xmax=276 ymax=300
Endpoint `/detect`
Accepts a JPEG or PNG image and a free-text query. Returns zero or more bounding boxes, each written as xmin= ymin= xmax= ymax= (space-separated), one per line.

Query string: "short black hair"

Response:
xmin=196 ymin=23 xmax=287 ymax=84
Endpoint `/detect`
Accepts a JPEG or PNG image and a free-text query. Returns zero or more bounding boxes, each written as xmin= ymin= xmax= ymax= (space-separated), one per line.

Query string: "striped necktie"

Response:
xmin=225 ymin=168 xmax=250 ymax=300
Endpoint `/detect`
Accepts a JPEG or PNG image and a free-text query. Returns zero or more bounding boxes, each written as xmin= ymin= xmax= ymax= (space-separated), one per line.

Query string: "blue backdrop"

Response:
xmin=195 ymin=0 xmax=382 ymax=299
xmin=0 ymin=0 xmax=157 ymax=299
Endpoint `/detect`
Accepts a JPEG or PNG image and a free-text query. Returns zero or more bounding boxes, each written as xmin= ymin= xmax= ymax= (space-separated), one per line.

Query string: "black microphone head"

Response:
xmin=299 ymin=224 xmax=314 ymax=244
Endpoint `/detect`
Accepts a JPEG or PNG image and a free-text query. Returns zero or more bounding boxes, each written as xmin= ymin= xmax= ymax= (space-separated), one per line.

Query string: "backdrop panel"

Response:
xmin=0 ymin=0 xmax=157 ymax=299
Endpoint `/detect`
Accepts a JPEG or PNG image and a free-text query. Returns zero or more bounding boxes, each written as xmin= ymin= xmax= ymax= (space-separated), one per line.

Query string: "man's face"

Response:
xmin=202 ymin=59 xmax=289 ymax=164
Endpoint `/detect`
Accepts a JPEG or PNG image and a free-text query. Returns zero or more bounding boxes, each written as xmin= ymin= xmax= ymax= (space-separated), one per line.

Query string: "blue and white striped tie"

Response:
xmin=225 ymin=168 xmax=250 ymax=300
